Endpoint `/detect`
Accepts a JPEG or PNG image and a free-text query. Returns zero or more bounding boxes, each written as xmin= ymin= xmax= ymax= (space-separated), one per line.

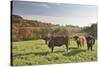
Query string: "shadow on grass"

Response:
xmin=63 ymin=49 xmax=87 ymax=56
xmin=13 ymin=48 xmax=87 ymax=57
xmin=34 ymin=50 xmax=66 ymax=55
xmin=69 ymin=47 xmax=78 ymax=50
xmin=13 ymin=50 xmax=66 ymax=57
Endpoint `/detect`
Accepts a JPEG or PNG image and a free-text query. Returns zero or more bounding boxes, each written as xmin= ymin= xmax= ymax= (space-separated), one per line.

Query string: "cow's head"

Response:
xmin=73 ymin=36 xmax=79 ymax=40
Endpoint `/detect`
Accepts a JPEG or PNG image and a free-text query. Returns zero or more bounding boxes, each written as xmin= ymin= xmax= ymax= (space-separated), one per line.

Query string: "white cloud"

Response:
xmin=32 ymin=2 xmax=49 ymax=8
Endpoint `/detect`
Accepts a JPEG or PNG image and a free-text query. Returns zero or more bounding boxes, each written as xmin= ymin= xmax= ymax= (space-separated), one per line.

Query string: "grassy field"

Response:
xmin=12 ymin=39 xmax=97 ymax=66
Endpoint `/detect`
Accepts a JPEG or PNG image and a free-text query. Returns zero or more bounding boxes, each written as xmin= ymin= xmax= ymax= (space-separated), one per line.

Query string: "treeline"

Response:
xmin=12 ymin=15 xmax=97 ymax=41
xmin=82 ymin=23 xmax=97 ymax=39
xmin=12 ymin=15 xmax=69 ymax=41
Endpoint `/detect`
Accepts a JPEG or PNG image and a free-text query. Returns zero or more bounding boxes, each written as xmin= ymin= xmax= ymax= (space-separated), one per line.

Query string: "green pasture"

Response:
xmin=12 ymin=39 xmax=97 ymax=66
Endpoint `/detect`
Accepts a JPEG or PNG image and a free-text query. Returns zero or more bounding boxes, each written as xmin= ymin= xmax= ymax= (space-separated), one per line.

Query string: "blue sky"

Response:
xmin=12 ymin=1 xmax=97 ymax=27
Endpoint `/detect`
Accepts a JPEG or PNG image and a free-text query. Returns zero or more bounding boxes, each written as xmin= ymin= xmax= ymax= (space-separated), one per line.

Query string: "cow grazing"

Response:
xmin=73 ymin=36 xmax=86 ymax=48
xmin=42 ymin=36 xmax=50 ymax=44
xmin=48 ymin=36 xmax=69 ymax=52
xmin=73 ymin=36 xmax=79 ymax=41
xmin=86 ymin=36 xmax=95 ymax=51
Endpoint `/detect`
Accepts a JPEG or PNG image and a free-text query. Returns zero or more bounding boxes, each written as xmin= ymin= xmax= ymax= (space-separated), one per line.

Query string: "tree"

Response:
xmin=52 ymin=27 xmax=69 ymax=37
xmin=83 ymin=23 xmax=97 ymax=39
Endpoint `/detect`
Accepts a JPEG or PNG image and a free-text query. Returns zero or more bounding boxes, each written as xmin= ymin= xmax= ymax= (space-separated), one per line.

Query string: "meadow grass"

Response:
xmin=12 ymin=39 xmax=97 ymax=66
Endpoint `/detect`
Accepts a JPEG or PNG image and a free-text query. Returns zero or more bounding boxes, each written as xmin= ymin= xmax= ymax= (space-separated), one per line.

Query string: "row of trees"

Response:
xmin=12 ymin=26 xmax=69 ymax=41
xmin=82 ymin=23 xmax=97 ymax=39
xmin=12 ymin=15 xmax=97 ymax=41
xmin=12 ymin=15 xmax=69 ymax=41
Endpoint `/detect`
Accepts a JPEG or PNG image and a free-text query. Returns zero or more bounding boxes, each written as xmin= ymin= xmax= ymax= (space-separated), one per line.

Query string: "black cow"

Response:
xmin=48 ymin=36 xmax=69 ymax=52
xmin=86 ymin=36 xmax=95 ymax=51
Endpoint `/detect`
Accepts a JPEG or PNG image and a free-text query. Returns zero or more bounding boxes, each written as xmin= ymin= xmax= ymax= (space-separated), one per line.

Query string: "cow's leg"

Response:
xmin=51 ymin=46 xmax=54 ymax=52
xmin=87 ymin=45 xmax=89 ymax=51
xmin=90 ymin=45 xmax=93 ymax=51
xmin=77 ymin=43 xmax=79 ymax=48
xmin=80 ymin=42 xmax=82 ymax=48
xmin=78 ymin=43 xmax=81 ymax=48
xmin=65 ymin=44 xmax=68 ymax=51
xmin=77 ymin=41 xmax=81 ymax=48
xmin=80 ymin=43 xmax=82 ymax=48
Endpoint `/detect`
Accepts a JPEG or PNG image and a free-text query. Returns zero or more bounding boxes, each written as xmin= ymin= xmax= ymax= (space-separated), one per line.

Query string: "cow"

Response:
xmin=85 ymin=36 xmax=95 ymax=51
xmin=73 ymin=35 xmax=86 ymax=48
xmin=42 ymin=36 xmax=50 ymax=44
xmin=73 ymin=36 xmax=79 ymax=41
xmin=48 ymin=36 xmax=69 ymax=52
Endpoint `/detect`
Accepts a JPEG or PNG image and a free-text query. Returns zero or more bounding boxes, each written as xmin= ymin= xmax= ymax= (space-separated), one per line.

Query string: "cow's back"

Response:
xmin=48 ymin=36 xmax=68 ymax=47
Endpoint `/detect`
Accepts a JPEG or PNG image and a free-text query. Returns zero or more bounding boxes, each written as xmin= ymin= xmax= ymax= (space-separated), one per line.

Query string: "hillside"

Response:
xmin=12 ymin=15 xmax=82 ymax=41
xmin=12 ymin=15 xmax=55 ymax=27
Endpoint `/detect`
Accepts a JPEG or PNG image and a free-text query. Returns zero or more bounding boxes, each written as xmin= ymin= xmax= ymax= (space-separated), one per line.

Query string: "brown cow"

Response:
xmin=74 ymin=36 xmax=86 ymax=48
xmin=48 ymin=36 xmax=69 ymax=52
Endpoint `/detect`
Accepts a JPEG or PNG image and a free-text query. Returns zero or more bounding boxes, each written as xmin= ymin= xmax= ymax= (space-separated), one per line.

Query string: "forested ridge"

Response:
xmin=12 ymin=15 xmax=97 ymax=41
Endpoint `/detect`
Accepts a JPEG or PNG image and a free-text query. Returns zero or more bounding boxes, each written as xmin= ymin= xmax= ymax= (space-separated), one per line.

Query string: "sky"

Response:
xmin=12 ymin=1 xmax=98 ymax=27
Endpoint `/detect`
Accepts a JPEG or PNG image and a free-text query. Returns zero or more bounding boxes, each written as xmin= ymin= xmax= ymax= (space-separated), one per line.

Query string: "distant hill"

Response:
xmin=12 ymin=15 xmax=55 ymax=27
xmin=11 ymin=15 xmax=83 ymax=41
